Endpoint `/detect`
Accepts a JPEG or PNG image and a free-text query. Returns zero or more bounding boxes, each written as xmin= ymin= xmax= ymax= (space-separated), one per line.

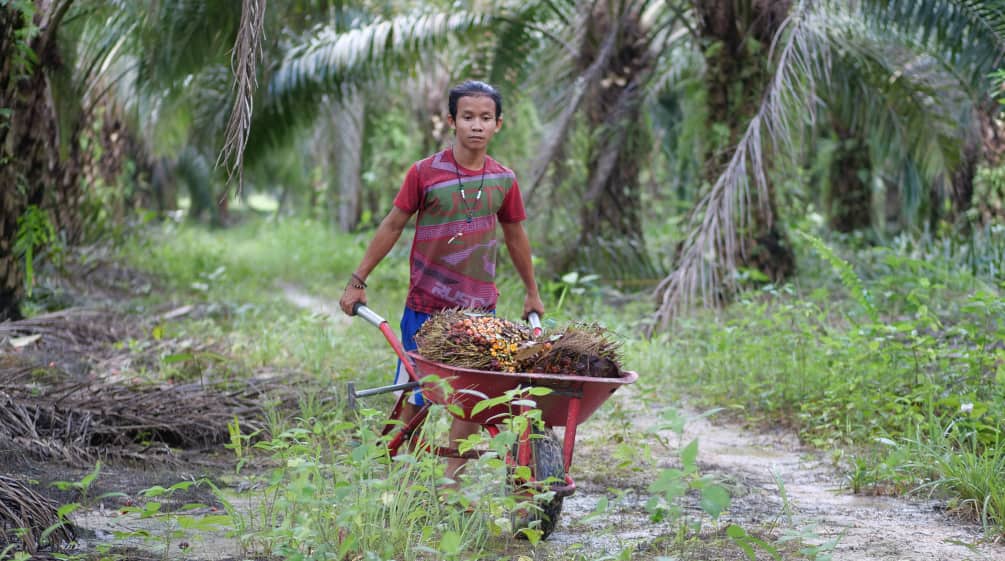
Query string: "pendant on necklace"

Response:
xmin=466 ymin=215 xmax=473 ymax=223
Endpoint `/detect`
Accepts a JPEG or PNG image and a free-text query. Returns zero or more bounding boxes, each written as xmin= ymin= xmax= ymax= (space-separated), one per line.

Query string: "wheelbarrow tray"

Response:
xmin=408 ymin=351 xmax=638 ymax=426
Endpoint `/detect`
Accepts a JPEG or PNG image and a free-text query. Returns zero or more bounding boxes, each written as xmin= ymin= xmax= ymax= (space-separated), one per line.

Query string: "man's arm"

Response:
xmin=339 ymin=206 xmax=412 ymax=315
xmin=501 ymin=221 xmax=544 ymax=319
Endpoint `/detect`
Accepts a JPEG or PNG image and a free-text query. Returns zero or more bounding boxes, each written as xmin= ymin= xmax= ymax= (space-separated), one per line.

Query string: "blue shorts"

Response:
xmin=394 ymin=307 xmax=430 ymax=405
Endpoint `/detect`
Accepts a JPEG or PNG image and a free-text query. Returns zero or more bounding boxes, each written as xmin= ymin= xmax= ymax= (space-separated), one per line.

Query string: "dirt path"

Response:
xmin=520 ymin=387 xmax=1001 ymax=560
xmin=677 ymin=408 xmax=997 ymax=561
xmin=279 ymin=282 xmax=350 ymax=325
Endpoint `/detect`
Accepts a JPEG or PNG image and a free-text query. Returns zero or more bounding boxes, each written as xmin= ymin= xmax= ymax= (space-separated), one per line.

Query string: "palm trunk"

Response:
xmin=562 ymin=3 xmax=655 ymax=278
xmin=333 ymin=91 xmax=365 ymax=232
xmin=0 ymin=187 xmax=24 ymax=321
xmin=827 ymin=122 xmax=872 ymax=232
xmin=1 ymin=1 xmax=74 ymax=319
xmin=695 ymin=0 xmax=795 ymax=282
xmin=948 ymin=132 xmax=980 ymax=224
xmin=1 ymin=5 xmax=27 ymax=320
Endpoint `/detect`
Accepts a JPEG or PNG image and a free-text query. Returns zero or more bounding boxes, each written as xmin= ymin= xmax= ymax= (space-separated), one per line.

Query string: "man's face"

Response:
xmin=448 ymin=95 xmax=502 ymax=154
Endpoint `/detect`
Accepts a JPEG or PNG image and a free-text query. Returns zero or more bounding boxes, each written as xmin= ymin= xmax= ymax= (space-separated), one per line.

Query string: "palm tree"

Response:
xmin=1 ymin=0 xmax=97 ymax=320
xmin=0 ymin=0 xmax=268 ymax=318
xmin=652 ymin=0 xmax=1005 ymax=330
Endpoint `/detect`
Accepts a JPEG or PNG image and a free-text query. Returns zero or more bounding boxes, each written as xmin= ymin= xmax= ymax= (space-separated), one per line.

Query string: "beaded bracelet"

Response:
xmin=348 ymin=273 xmax=367 ymax=290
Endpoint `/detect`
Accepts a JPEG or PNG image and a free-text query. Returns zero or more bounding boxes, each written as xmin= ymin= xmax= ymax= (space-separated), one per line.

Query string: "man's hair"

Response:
xmin=448 ymin=80 xmax=502 ymax=120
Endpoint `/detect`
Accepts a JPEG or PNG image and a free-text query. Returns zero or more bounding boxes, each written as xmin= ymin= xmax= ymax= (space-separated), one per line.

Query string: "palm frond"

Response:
xmin=244 ymin=8 xmax=497 ymax=164
xmin=860 ymin=0 xmax=1005 ymax=87
xmin=652 ymin=0 xmax=1005 ymax=328
xmin=136 ymin=0 xmax=241 ymax=90
xmin=523 ymin=9 xmax=621 ymax=204
xmin=652 ymin=0 xmax=829 ymax=330
xmin=217 ymin=0 xmax=267 ymax=193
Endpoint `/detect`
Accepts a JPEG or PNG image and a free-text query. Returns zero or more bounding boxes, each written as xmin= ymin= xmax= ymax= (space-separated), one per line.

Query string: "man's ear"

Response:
xmin=495 ymin=117 xmax=503 ymax=132
xmin=446 ymin=114 xmax=455 ymax=130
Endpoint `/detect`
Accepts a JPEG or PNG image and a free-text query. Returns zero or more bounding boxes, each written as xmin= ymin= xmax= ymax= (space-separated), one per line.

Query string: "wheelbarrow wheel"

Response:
xmin=513 ymin=428 xmax=565 ymax=540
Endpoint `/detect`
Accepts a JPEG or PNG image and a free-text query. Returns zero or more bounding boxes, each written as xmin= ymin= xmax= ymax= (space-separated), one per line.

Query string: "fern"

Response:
xmin=14 ymin=205 xmax=57 ymax=298
xmin=797 ymin=231 xmax=878 ymax=324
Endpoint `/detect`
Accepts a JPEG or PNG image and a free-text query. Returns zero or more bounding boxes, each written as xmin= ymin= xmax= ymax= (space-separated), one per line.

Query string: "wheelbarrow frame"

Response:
xmin=347 ymin=304 xmax=637 ymax=514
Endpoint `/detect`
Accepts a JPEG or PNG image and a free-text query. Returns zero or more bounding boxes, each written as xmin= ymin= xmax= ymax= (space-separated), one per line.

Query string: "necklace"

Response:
xmin=452 ymin=150 xmax=486 ymax=224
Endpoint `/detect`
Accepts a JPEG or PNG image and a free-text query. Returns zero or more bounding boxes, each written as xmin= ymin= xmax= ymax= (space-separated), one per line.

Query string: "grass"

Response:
xmin=98 ymin=213 xmax=1005 ymax=556
xmin=645 ymin=232 xmax=1005 ymax=536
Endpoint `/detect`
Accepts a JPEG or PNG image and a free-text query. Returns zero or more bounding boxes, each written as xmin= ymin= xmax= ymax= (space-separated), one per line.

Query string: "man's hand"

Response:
xmin=340 ymin=285 xmax=366 ymax=316
xmin=523 ymin=293 xmax=544 ymax=321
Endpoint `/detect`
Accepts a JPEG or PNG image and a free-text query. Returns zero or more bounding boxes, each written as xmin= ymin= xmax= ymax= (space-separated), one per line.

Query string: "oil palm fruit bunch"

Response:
xmin=417 ymin=311 xmax=622 ymax=378
xmin=518 ymin=324 xmax=622 ymax=378
xmin=415 ymin=309 xmax=533 ymax=372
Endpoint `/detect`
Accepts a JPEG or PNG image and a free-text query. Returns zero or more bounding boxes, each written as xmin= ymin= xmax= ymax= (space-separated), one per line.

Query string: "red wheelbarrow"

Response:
xmin=347 ymin=304 xmax=638 ymax=538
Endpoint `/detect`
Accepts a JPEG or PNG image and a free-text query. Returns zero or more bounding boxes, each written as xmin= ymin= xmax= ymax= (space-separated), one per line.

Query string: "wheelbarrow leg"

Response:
xmin=516 ymin=403 xmax=532 ymax=468
xmin=385 ymin=393 xmax=431 ymax=457
xmin=562 ymin=396 xmax=581 ymax=473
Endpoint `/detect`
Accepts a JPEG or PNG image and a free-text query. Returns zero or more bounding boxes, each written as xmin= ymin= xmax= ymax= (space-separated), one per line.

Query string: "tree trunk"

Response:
xmin=152 ymin=157 xmax=179 ymax=214
xmin=1 ymin=5 xmax=27 ymax=320
xmin=1 ymin=1 xmax=74 ymax=320
xmin=333 ymin=91 xmax=365 ymax=232
xmin=694 ymin=0 xmax=795 ymax=282
xmin=0 ymin=187 xmax=23 ymax=320
xmin=562 ymin=3 xmax=656 ymax=278
xmin=827 ymin=122 xmax=872 ymax=232
xmin=948 ymin=139 xmax=978 ymax=224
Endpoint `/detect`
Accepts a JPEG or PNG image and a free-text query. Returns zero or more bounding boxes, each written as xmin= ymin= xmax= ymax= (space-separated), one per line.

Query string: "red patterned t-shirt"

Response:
xmin=393 ymin=149 xmax=526 ymax=313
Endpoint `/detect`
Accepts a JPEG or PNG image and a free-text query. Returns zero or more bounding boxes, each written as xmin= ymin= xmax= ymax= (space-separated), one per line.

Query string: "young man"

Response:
xmin=339 ymin=80 xmax=544 ymax=479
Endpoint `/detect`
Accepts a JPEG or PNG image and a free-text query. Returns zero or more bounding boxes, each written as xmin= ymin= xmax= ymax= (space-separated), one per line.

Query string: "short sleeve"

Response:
xmin=497 ymin=178 xmax=527 ymax=223
xmin=392 ymin=163 xmax=422 ymax=214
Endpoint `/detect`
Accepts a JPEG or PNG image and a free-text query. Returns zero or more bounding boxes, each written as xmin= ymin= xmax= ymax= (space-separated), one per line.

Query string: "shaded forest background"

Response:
xmin=2 ymin=0 xmax=1005 ymax=324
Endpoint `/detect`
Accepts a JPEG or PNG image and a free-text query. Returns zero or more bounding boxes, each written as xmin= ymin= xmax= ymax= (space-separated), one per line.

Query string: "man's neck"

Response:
xmin=452 ymin=145 xmax=486 ymax=170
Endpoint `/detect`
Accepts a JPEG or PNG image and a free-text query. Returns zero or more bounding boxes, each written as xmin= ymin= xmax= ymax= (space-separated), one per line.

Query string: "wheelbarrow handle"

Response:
xmin=528 ymin=312 xmax=543 ymax=338
xmin=350 ymin=302 xmax=421 ymax=387
xmin=352 ymin=302 xmax=386 ymax=328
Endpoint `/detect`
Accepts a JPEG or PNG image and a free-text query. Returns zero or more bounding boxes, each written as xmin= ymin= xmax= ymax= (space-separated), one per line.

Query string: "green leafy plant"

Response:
xmin=14 ymin=205 xmax=60 ymax=298
xmin=645 ymin=408 xmax=731 ymax=532
xmin=796 ymin=231 xmax=877 ymax=323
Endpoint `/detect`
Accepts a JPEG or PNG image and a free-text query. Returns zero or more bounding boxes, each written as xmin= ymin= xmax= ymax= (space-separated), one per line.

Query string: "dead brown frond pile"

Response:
xmin=0 ymin=376 xmax=279 ymax=467
xmin=0 ymin=308 xmax=130 ymax=353
xmin=0 ymin=475 xmax=75 ymax=556
xmin=0 ymin=307 xmax=301 ymax=467
xmin=415 ymin=310 xmax=623 ymax=378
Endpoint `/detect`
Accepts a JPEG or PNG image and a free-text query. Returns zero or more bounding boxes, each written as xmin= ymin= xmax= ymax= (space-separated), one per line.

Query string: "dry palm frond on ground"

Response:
xmin=0 ymin=378 xmax=275 ymax=467
xmin=0 ymin=475 xmax=75 ymax=556
xmin=0 ymin=309 xmax=297 ymax=467
xmin=415 ymin=310 xmax=623 ymax=377
xmin=0 ymin=309 xmax=129 ymax=351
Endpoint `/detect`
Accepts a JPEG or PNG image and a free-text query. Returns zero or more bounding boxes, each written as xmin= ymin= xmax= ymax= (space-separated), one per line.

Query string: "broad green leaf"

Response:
xmin=163 ymin=352 xmax=194 ymax=364
xmin=700 ymin=484 xmax=730 ymax=519
xmin=680 ymin=438 xmax=698 ymax=468
xmin=439 ymin=530 xmax=461 ymax=555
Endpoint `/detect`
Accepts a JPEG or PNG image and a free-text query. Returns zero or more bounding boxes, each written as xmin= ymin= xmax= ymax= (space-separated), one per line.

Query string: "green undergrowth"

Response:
xmin=107 ymin=216 xmax=1005 ymax=553
xmin=641 ymin=231 xmax=1005 ymax=537
xmin=103 ymin=217 xmax=824 ymax=559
